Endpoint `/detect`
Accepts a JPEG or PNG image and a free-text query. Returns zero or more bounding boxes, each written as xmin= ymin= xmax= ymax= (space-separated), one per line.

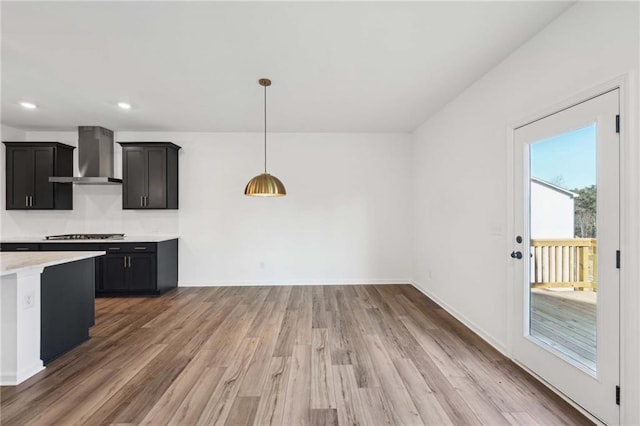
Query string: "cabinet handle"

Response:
xmin=140 ymin=196 xmax=144 ymax=207
xmin=128 ymin=256 xmax=132 ymax=268
xmin=25 ymin=196 xmax=29 ymax=207
xmin=144 ymin=196 xmax=148 ymax=207
xmin=134 ymin=247 xmax=147 ymax=250
xmin=108 ymin=247 xmax=121 ymax=250
xmin=16 ymin=247 xmax=30 ymax=251
xmin=123 ymin=256 xmax=127 ymax=268
xmin=30 ymin=196 xmax=33 ymax=207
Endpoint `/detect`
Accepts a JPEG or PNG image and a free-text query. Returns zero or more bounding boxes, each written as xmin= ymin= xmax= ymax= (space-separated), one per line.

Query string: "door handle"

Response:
xmin=510 ymin=251 xmax=523 ymax=259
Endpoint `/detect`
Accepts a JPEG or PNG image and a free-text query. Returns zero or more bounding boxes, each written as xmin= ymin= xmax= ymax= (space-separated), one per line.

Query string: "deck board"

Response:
xmin=530 ymin=289 xmax=597 ymax=370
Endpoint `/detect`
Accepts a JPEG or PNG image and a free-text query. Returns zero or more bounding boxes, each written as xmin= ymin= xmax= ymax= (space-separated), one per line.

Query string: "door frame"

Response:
xmin=505 ymin=73 xmax=639 ymax=425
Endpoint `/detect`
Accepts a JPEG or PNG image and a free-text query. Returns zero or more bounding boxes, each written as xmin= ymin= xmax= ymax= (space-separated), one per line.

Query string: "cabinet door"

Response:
xmin=32 ymin=146 xmax=55 ymax=208
xmin=6 ymin=146 xmax=33 ymax=209
xmin=129 ymin=254 xmax=156 ymax=291
xmin=123 ymin=147 xmax=146 ymax=209
xmin=145 ymin=148 xmax=166 ymax=208
xmin=102 ymin=254 xmax=129 ymax=291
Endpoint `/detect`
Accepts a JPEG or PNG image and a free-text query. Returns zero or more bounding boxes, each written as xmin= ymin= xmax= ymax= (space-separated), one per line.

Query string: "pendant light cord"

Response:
xmin=264 ymin=83 xmax=267 ymax=174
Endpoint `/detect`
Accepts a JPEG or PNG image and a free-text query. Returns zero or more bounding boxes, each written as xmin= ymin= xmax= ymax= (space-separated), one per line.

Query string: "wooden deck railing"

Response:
xmin=530 ymin=238 xmax=597 ymax=291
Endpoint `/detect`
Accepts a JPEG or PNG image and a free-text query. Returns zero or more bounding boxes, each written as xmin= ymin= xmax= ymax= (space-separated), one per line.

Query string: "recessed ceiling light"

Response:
xmin=117 ymin=102 xmax=132 ymax=110
xmin=20 ymin=101 xmax=37 ymax=109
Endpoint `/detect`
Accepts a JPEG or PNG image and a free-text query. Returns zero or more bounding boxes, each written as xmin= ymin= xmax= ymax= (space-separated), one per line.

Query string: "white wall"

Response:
xmin=411 ymin=1 xmax=639 ymax=422
xmin=530 ymin=180 xmax=575 ymax=239
xmin=1 ymin=125 xmax=27 ymax=235
xmin=1 ymin=125 xmax=26 ymax=141
xmin=1 ymin=131 xmax=412 ymax=286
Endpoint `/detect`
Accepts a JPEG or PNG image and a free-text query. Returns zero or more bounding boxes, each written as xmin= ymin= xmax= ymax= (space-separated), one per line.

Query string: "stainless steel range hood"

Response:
xmin=49 ymin=126 xmax=122 ymax=184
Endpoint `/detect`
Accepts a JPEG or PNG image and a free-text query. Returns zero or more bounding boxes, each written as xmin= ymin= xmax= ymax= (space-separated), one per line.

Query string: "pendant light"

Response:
xmin=244 ymin=78 xmax=287 ymax=197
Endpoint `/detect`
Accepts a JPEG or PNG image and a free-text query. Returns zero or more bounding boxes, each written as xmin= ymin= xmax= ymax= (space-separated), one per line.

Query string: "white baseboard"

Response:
xmin=178 ymin=279 xmax=411 ymax=287
xmin=410 ymin=280 xmax=507 ymax=356
xmin=1 ymin=362 xmax=44 ymax=386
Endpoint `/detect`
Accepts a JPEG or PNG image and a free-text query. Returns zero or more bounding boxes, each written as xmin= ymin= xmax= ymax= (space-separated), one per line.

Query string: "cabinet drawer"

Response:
xmin=103 ymin=243 xmax=156 ymax=253
xmin=0 ymin=243 xmax=41 ymax=251
xmin=39 ymin=242 xmax=105 ymax=251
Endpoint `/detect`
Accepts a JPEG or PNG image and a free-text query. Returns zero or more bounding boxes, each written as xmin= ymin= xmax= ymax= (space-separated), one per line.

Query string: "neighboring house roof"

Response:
xmin=531 ymin=177 xmax=579 ymax=198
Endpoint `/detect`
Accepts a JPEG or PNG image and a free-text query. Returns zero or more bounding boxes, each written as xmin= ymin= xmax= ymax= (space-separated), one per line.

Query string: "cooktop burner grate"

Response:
xmin=45 ymin=234 xmax=125 ymax=240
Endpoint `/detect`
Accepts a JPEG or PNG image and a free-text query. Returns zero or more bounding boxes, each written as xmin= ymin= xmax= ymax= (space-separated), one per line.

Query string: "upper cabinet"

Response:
xmin=118 ymin=142 xmax=181 ymax=209
xmin=3 ymin=142 xmax=75 ymax=210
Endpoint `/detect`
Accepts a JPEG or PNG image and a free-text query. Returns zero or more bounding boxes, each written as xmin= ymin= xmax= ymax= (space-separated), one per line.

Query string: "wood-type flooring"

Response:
xmin=0 ymin=285 xmax=591 ymax=425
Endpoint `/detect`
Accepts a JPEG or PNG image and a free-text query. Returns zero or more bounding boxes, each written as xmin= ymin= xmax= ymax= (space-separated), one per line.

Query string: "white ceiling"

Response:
xmin=1 ymin=1 xmax=574 ymax=133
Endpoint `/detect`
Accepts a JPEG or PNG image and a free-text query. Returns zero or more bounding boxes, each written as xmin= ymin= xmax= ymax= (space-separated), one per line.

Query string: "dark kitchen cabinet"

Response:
xmin=129 ymin=253 xmax=156 ymax=291
xmin=118 ymin=142 xmax=181 ymax=209
xmin=103 ymin=252 xmax=156 ymax=292
xmin=3 ymin=142 xmax=75 ymax=210
xmin=99 ymin=240 xmax=177 ymax=295
xmin=1 ymin=239 xmax=179 ymax=296
xmin=102 ymin=254 xmax=129 ymax=291
xmin=0 ymin=243 xmax=40 ymax=251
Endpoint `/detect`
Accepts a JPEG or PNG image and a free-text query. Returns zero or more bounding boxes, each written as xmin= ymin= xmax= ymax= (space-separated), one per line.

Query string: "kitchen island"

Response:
xmin=0 ymin=251 xmax=104 ymax=385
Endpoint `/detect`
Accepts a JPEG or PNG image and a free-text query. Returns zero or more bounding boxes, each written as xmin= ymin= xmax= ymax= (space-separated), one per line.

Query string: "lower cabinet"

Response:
xmin=0 ymin=239 xmax=178 ymax=296
xmin=102 ymin=254 xmax=129 ymax=291
xmin=97 ymin=242 xmax=173 ymax=295
xmin=129 ymin=254 xmax=157 ymax=291
xmin=104 ymin=252 xmax=156 ymax=292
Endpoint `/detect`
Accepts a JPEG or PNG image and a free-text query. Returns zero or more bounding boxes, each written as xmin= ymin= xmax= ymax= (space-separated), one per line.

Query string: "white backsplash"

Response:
xmin=1 ymin=178 xmax=178 ymax=238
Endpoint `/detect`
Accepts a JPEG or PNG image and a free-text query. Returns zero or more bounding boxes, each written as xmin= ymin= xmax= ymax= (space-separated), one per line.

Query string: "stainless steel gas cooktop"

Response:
xmin=45 ymin=233 xmax=125 ymax=240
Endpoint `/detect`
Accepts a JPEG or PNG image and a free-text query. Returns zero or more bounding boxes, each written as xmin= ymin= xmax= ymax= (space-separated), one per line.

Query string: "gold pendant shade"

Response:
xmin=244 ymin=78 xmax=287 ymax=197
xmin=244 ymin=173 xmax=286 ymax=197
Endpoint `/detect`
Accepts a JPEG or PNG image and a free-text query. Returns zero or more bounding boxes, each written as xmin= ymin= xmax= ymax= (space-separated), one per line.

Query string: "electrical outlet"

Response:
xmin=24 ymin=290 xmax=35 ymax=309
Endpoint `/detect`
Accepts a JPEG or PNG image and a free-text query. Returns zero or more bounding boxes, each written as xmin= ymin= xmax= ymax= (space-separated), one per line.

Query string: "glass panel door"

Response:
xmin=529 ymin=124 xmax=598 ymax=372
xmin=512 ymin=89 xmax=619 ymax=425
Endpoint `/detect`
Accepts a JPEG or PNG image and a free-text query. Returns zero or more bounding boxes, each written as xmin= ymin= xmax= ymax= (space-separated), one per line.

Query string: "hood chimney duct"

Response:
xmin=49 ymin=126 xmax=122 ymax=184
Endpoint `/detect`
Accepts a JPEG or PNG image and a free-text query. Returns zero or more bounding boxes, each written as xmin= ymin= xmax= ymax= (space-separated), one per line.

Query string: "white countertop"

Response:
xmin=0 ymin=251 xmax=105 ymax=276
xmin=2 ymin=235 xmax=179 ymax=243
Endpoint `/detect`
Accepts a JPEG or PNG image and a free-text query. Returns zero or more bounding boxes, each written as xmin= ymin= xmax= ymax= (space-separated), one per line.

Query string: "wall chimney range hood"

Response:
xmin=49 ymin=126 xmax=122 ymax=184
